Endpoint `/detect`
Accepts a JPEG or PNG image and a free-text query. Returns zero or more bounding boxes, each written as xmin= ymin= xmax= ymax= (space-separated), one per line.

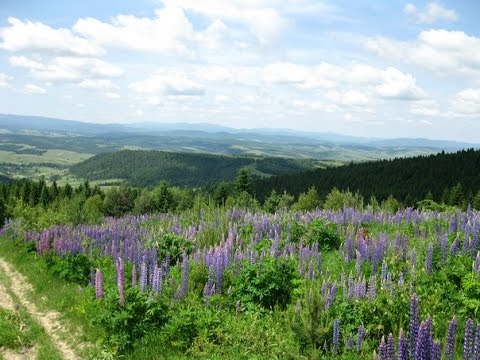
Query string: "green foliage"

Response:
xmin=89 ymin=286 xmax=170 ymax=352
xmin=232 ymin=256 xmax=298 ymax=310
xmin=254 ymin=148 xmax=480 ymax=207
xmin=323 ymin=188 xmax=363 ymax=211
xmin=0 ymin=308 xmax=32 ymax=349
xmin=304 ymin=219 xmax=341 ymax=250
xmin=234 ymin=168 xmax=253 ymax=195
xmin=148 ymin=233 xmax=193 ymax=266
xmin=292 ymin=186 xmax=321 ymax=211
xmin=473 ymin=190 xmax=480 ymax=210
xmin=382 ymin=195 xmax=401 ymax=213
xmin=103 ymin=185 xmax=136 ymax=217
xmin=70 ymin=150 xmax=317 ymax=188
xmin=44 ymin=252 xmax=92 ymax=285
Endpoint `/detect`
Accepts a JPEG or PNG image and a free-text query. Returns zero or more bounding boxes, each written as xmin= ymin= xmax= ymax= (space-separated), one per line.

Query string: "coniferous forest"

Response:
xmin=0 ymin=147 xmax=480 ymax=359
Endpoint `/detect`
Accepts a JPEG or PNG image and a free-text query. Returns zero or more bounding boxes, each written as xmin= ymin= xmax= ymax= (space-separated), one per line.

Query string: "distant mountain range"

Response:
xmin=0 ymin=113 xmax=476 ymax=150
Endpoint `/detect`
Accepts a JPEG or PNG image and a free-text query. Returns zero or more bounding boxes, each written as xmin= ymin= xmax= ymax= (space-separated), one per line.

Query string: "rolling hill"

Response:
xmin=254 ymin=148 xmax=480 ymax=206
xmin=69 ymin=150 xmax=323 ymax=187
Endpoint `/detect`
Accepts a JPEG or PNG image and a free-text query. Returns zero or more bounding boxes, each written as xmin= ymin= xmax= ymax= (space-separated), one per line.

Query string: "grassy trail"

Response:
xmin=0 ymin=257 xmax=80 ymax=360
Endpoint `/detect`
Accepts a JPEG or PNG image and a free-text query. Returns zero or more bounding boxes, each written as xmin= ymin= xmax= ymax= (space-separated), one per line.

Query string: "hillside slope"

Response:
xmin=254 ymin=148 xmax=480 ymax=205
xmin=70 ymin=150 xmax=322 ymax=187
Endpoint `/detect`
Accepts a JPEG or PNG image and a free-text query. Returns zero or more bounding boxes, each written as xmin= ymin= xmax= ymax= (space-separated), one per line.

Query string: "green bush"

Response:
xmin=304 ymin=219 xmax=341 ymax=250
xmin=44 ymin=252 xmax=92 ymax=285
xmin=89 ymin=286 xmax=170 ymax=352
xmin=232 ymin=256 xmax=298 ymax=310
xmin=147 ymin=233 xmax=193 ymax=266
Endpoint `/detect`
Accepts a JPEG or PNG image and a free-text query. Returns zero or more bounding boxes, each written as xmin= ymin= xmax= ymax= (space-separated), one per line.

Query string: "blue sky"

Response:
xmin=0 ymin=0 xmax=480 ymax=142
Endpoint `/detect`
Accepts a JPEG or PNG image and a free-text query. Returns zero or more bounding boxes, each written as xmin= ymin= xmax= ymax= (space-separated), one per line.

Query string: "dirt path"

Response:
xmin=0 ymin=258 xmax=80 ymax=360
xmin=0 ymin=281 xmax=15 ymax=311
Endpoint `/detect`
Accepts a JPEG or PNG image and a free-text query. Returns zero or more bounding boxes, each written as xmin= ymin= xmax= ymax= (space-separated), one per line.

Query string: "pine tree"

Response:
xmin=235 ymin=168 xmax=253 ymax=195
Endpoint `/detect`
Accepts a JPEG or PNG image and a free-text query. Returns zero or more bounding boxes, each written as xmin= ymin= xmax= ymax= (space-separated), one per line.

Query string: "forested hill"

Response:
xmin=70 ymin=150 xmax=321 ymax=187
xmin=0 ymin=174 xmax=10 ymax=183
xmin=254 ymin=148 xmax=480 ymax=206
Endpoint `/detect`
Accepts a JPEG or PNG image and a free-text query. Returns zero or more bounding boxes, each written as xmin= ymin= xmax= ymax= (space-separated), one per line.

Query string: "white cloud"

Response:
xmin=78 ymin=79 xmax=118 ymax=91
xmin=9 ymin=56 xmax=44 ymax=70
xmin=410 ymin=100 xmax=441 ymax=116
xmin=22 ymin=84 xmax=46 ymax=94
xmin=129 ymin=70 xmax=205 ymax=96
xmin=342 ymin=90 xmax=369 ymax=106
xmin=161 ymin=0 xmax=287 ymax=44
xmin=450 ymin=88 xmax=480 ymax=116
xmin=376 ymin=67 xmax=425 ymax=100
xmin=264 ymin=62 xmax=310 ymax=84
xmin=404 ymin=2 xmax=457 ymax=24
xmin=10 ymin=56 xmax=123 ymax=83
xmin=73 ymin=7 xmax=196 ymax=55
xmin=366 ymin=29 xmax=480 ymax=75
xmin=0 ymin=17 xmax=104 ymax=56
xmin=0 ymin=73 xmax=11 ymax=88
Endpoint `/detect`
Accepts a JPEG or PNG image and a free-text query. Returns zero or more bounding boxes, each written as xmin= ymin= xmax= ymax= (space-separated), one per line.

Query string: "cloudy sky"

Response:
xmin=0 ymin=0 xmax=479 ymax=141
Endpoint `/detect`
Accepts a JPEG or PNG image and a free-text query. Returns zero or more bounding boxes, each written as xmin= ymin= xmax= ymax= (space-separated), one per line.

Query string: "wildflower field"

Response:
xmin=1 ymin=207 xmax=479 ymax=359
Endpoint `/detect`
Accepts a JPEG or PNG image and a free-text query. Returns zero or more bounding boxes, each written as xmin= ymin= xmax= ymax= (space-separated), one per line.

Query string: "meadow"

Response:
xmin=0 ymin=206 xmax=479 ymax=359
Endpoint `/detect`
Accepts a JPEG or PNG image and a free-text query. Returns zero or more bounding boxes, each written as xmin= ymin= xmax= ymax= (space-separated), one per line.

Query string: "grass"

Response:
xmin=0 ymin=238 xmax=102 ymax=359
xmin=0 ymin=262 xmax=62 ymax=360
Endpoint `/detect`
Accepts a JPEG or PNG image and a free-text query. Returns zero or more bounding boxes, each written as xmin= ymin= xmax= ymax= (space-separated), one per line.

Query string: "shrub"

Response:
xmin=89 ymin=286 xmax=169 ymax=352
xmin=44 ymin=252 xmax=92 ymax=285
xmin=304 ymin=219 xmax=341 ymax=250
xmin=232 ymin=256 xmax=298 ymax=310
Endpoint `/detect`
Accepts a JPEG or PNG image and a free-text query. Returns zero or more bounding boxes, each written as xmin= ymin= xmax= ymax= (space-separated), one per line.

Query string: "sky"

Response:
xmin=0 ymin=0 xmax=480 ymax=142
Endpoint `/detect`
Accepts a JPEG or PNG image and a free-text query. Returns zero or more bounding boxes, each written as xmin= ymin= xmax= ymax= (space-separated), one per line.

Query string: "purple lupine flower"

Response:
xmin=386 ymin=333 xmax=395 ymax=360
xmin=175 ymin=252 xmax=189 ymax=300
xmin=398 ymin=329 xmax=408 ymax=360
xmin=445 ymin=316 xmax=457 ymax=360
xmin=333 ymin=319 xmax=340 ymax=354
xmin=473 ymin=323 xmax=480 ymax=360
xmin=367 ymin=275 xmax=376 ymax=299
xmin=451 ymin=237 xmax=460 ymax=256
xmin=355 ymin=250 xmax=362 ymax=278
xmin=357 ymin=325 xmax=365 ymax=353
xmin=346 ymin=336 xmax=354 ymax=351
xmin=379 ymin=336 xmax=387 ymax=359
xmin=410 ymin=293 xmax=420 ymax=357
xmin=440 ymin=234 xmax=448 ymax=261
xmin=415 ymin=321 xmax=428 ymax=360
xmin=140 ymin=261 xmax=148 ymax=292
xmin=215 ymin=253 xmax=223 ymax=294
xmin=432 ymin=340 xmax=442 ymax=360
xmin=410 ymin=250 xmax=417 ymax=267
xmin=463 ymin=318 xmax=474 ymax=360
xmin=381 ymin=261 xmax=388 ymax=283
xmin=95 ymin=268 xmax=103 ymax=299
xmin=116 ymin=257 xmax=125 ymax=307
xmin=425 ymin=243 xmax=433 ymax=273
xmin=131 ymin=264 xmax=137 ymax=287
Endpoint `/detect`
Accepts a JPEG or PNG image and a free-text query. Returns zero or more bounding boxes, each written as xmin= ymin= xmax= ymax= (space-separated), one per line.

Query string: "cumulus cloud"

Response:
xmin=263 ymin=62 xmax=425 ymax=101
xmin=22 ymin=84 xmax=46 ymax=94
xmin=73 ymin=7 xmax=196 ymax=55
xmin=10 ymin=56 xmax=123 ymax=83
xmin=161 ymin=0 xmax=287 ymax=44
xmin=129 ymin=70 xmax=205 ymax=97
xmin=0 ymin=17 xmax=104 ymax=56
xmin=376 ymin=67 xmax=425 ymax=100
xmin=449 ymin=88 xmax=480 ymax=116
xmin=404 ymin=2 xmax=457 ymax=24
xmin=366 ymin=29 xmax=480 ymax=75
